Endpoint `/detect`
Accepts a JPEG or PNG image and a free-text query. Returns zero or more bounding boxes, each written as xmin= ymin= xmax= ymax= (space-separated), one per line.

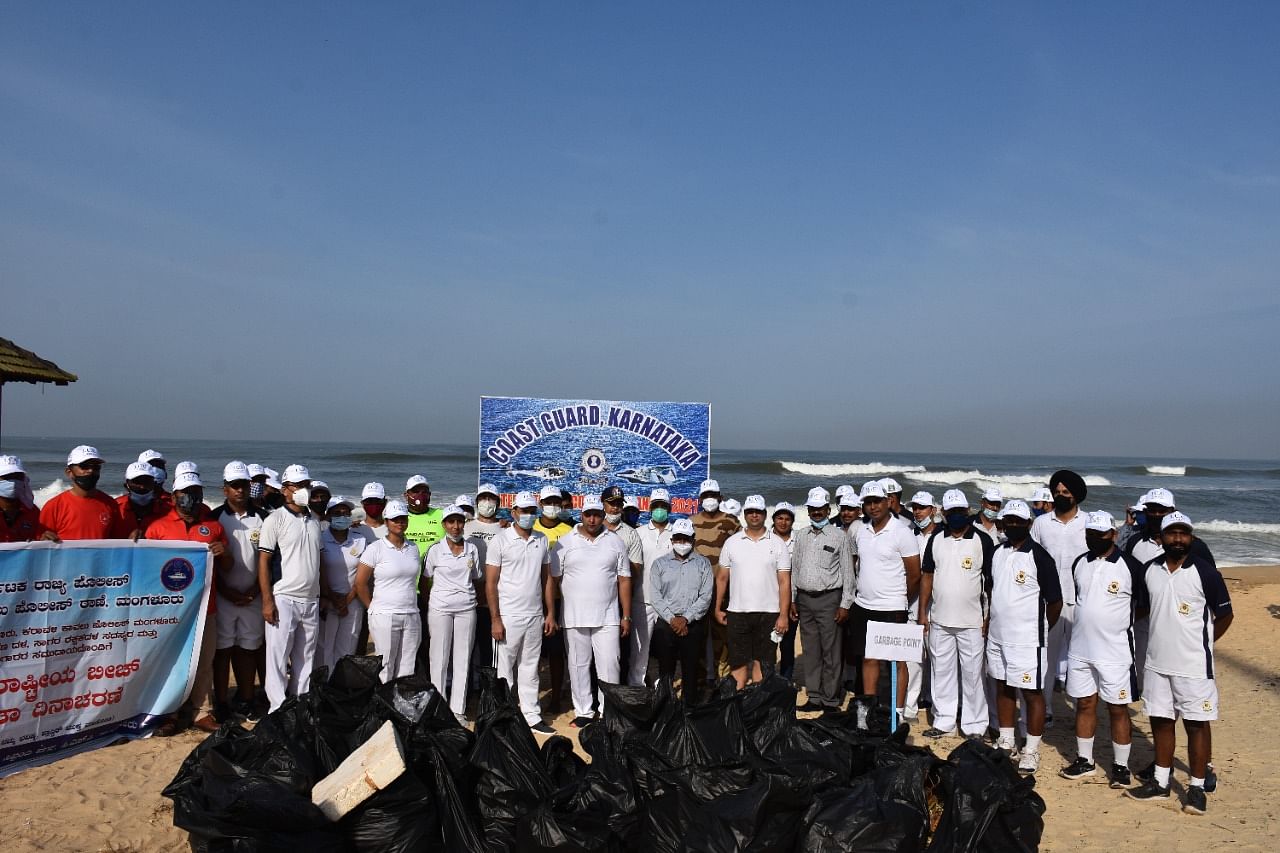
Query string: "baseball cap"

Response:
xmin=772 ymin=501 xmax=795 ymax=517
xmin=941 ymin=489 xmax=969 ymax=511
xmin=981 ymin=488 xmax=1004 ymax=504
xmin=649 ymin=488 xmax=671 ymax=505
xmin=455 ymin=494 xmax=474 ymax=509
xmin=175 ymin=461 xmax=199 ymax=477
xmin=442 ymin=504 xmax=466 ymax=521
xmin=138 ymin=449 xmax=165 ymax=465
xmin=513 ymin=491 xmax=538 ymax=509
xmin=327 ymin=496 xmax=355 ymax=511
xmin=805 ymin=486 xmax=830 ymax=508
xmin=383 ymin=499 xmax=410 ymax=520
xmin=125 ymin=461 xmax=156 ymax=481
xmin=1161 ymin=511 xmax=1193 ymax=532
xmin=670 ymin=518 xmax=695 ymax=538
xmin=1129 ymin=502 xmax=1144 ymax=513
xmin=1029 ymin=487 xmax=1052 ymax=504
xmin=476 ymin=483 xmax=500 ymax=499
xmin=0 ymin=455 xmax=26 ymax=477
xmin=860 ymin=481 xmax=886 ymax=501
xmin=67 ymin=445 xmax=104 ymax=466
xmin=282 ymin=464 xmax=310 ymax=485
xmin=223 ymin=460 xmax=251 ymax=483
xmin=835 ymin=484 xmax=855 ymax=500
xmin=1142 ymin=488 xmax=1176 ymax=509
xmin=698 ymin=478 xmax=720 ymax=495
xmin=907 ymin=491 xmax=935 ymax=508
xmin=624 ymin=496 xmax=639 ymax=509
xmin=879 ymin=478 xmax=902 ymax=494
xmin=362 ymin=482 xmax=386 ymax=501
xmin=838 ymin=490 xmax=860 ymax=508
xmin=540 ymin=485 xmax=562 ymax=501
xmin=264 ymin=467 xmax=282 ymax=489
xmin=600 ymin=485 xmax=626 ymax=503
xmin=720 ymin=498 xmax=742 ymax=516
xmin=997 ymin=500 xmax=1031 ymax=520
xmin=743 ymin=494 xmax=767 ymax=512
xmin=581 ymin=495 xmax=605 ymax=513
xmin=309 ymin=480 xmax=331 ymax=495
xmin=1085 ymin=511 xmax=1115 ymax=532
xmin=247 ymin=463 xmax=265 ymax=480
xmin=172 ymin=471 xmax=203 ymax=491
xmin=405 ymin=475 xmax=430 ymax=491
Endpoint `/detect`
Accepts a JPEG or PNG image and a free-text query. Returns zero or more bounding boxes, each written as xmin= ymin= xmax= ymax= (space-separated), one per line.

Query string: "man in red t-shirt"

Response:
xmin=147 ymin=470 xmax=230 ymax=735
xmin=1 ymin=455 xmax=52 ymax=543
xmin=115 ymin=461 xmax=169 ymax=540
xmin=38 ymin=445 xmax=123 ymax=540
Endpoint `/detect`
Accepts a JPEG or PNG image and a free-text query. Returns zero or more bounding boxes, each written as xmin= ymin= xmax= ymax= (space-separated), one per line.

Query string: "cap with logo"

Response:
xmin=383 ymin=499 xmax=410 ymax=520
xmin=173 ymin=471 xmax=203 ymax=491
xmin=310 ymin=480 xmax=331 ymax=495
xmin=513 ymin=491 xmax=538 ymax=509
xmin=223 ymin=460 xmax=251 ymax=483
xmin=67 ymin=445 xmax=104 ymax=466
xmin=138 ymin=449 xmax=165 ymax=465
xmin=860 ymin=481 xmax=887 ymax=501
xmin=600 ymin=485 xmax=626 ymax=503
xmin=981 ymin=488 xmax=1004 ymax=504
xmin=581 ymin=495 xmax=605 ymax=513
xmin=264 ymin=468 xmax=282 ymax=489
xmin=805 ymin=486 xmax=830 ymax=508
xmin=442 ymin=504 xmax=467 ymax=521
xmin=476 ymin=483 xmax=500 ymax=499
xmin=540 ymin=485 xmax=562 ymax=501
xmin=941 ymin=489 xmax=969 ymax=511
xmin=0 ymin=455 xmax=26 ymax=477
xmin=247 ymin=463 xmax=266 ymax=480
xmin=907 ymin=491 xmax=936 ymax=508
xmin=1029 ymin=487 xmax=1052 ymax=504
xmin=1142 ymin=488 xmax=1176 ymax=509
xmin=1161 ymin=511 xmax=1193 ymax=532
xmin=126 ymin=461 xmax=156 ymax=481
xmin=838 ymin=490 xmax=860 ymax=508
xmin=327 ymin=496 xmax=355 ymax=511
xmin=997 ymin=500 xmax=1031 ymax=520
xmin=405 ymin=475 xmax=430 ymax=491
xmin=362 ymin=482 xmax=386 ymax=501
xmin=175 ymin=461 xmax=199 ymax=477
xmin=772 ymin=501 xmax=795 ymax=517
xmin=698 ymin=479 xmax=721 ymax=496
xmin=649 ymin=488 xmax=671 ymax=505
xmin=720 ymin=499 xmax=742 ymax=516
xmin=670 ymin=518 xmax=695 ymax=538
xmin=624 ymin=496 xmax=639 ymax=509
xmin=835 ymin=484 xmax=855 ymax=500
xmin=742 ymin=494 xmax=767 ymax=512
xmin=282 ymin=464 xmax=310 ymax=485
xmin=1085 ymin=511 xmax=1115 ymax=532
xmin=455 ymin=494 xmax=474 ymax=509
xmin=879 ymin=478 xmax=902 ymax=495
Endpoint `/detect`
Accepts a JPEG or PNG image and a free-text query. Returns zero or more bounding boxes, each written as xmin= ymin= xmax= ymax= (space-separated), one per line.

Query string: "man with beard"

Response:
xmin=1031 ymin=468 xmax=1089 ymax=725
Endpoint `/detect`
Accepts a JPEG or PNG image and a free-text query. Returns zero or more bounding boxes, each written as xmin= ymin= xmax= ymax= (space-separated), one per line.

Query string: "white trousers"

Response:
xmin=429 ymin=608 xmax=476 ymax=716
xmin=1043 ymin=603 xmax=1075 ymax=707
xmin=495 ymin=614 xmax=543 ymax=726
xmin=567 ymin=625 xmax=621 ymax=718
xmin=317 ymin=599 xmax=365 ymax=673
xmin=265 ymin=595 xmax=319 ymax=712
xmin=368 ymin=610 xmax=421 ymax=683
xmin=627 ymin=602 xmax=658 ymax=687
xmin=1132 ymin=615 xmax=1149 ymax=697
xmin=928 ymin=625 xmax=989 ymax=735
xmin=904 ymin=598 xmax=926 ymax=716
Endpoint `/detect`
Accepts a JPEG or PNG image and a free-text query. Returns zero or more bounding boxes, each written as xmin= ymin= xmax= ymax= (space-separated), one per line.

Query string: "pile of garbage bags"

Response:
xmin=164 ymin=656 xmax=1045 ymax=852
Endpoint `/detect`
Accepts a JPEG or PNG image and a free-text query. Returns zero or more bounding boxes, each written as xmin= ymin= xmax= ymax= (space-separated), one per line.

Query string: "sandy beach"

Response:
xmin=3 ymin=565 xmax=1277 ymax=852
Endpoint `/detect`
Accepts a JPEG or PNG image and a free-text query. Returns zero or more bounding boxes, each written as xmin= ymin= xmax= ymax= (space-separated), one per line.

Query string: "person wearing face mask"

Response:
xmin=691 ymin=478 xmax=740 ymax=683
xmin=975 ymin=488 xmax=1005 ymax=544
xmin=622 ymin=496 xmax=642 ymax=528
xmin=247 ymin=464 xmax=268 ymax=511
xmin=1030 ymin=469 xmax=1090 ymax=725
xmin=0 ymin=456 xmax=52 ymax=542
xmin=633 ymin=488 xmax=675 ymax=687
xmin=148 ymin=470 xmax=231 ymax=735
xmin=918 ymin=489 xmax=994 ymax=740
xmin=360 ymin=482 xmax=388 ymax=539
xmin=534 ymin=485 xmax=573 ymax=546
xmin=715 ymin=495 xmax=791 ymax=691
xmin=1116 ymin=502 xmax=1144 ymax=552
xmin=261 ymin=468 xmax=286 ymax=511
xmin=485 ymin=491 xmax=556 ymax=734
xmin=601 ymin=486 xmax=644 ymax=680
xmin=425 ymin=505 xmax=483 ymax=723
xmin=1060 ymin=511 xmax=1148 ymax=788
xmin=307 ymin=481 xmax=333 ymax=522
xmin=987 ymin=500 xmax=1062 ymax=775
xmin=903 ymin=491 xmax=940 ymax=723
xmin=316 ymin=496 xmax=369 ymax=671
xmin=138 ymin=449 xmax=171 ymax=510
xmin=454 ymin=494 xmax=476 ymax=522
xmin=355 ymin=500 xmax=426 ymax=683
xmin=1126 ymin=513 xmax=1231 ymax=816
xmin=771 ymin=502 xmax=799 ymax=681
xmin=557 ymin=488 xmax=577 ymax=526
xmin=257 ymin=465 xmax=326 ymax=712
xmin=40 ymin=445 xmax=124 ymax=540
xmin=788 ymin=487 xmax=855 ymax=712
xmin=465 ymin=483 xmax=506 ymax=672
xmin=1028 ymin=488 xmax=1054 ymax=519
xmin=403 ymin=475 xmax=444 ymax=674
xmin=533 ymin=485 xmax=574 ymax=709
xmin=650 ymin=518 xmax=714 ymax=704
xmin=114 ymin=462 xmax=168 ymax=541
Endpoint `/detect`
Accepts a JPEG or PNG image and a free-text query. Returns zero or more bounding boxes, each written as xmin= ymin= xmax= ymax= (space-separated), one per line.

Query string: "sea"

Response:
xmin=5 ymin=436 xmax=1279 ymax=567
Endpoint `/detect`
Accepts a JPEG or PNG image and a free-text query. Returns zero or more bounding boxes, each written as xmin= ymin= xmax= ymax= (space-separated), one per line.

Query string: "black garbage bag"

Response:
xmin=341 ymin=768 xmax=439 ymax=853
xmin=542 ymin=735 xmax=589 ymax=790
xmin=800 ymin=776 xmax=927 ymax=853
xmin=926 ymin=739 xmax=1045 ymax=853
xmin=647 ymin=692 xmax=752 ymax=766
xmin=305 ymin=656 xmax=386 ymax=775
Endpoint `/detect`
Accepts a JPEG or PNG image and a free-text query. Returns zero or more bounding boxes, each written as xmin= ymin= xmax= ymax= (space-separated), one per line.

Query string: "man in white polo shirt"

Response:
xmin=632 ymin=487 xmax=675 ymax=687
xmin=975 ymin=488 xmax=1004 ymax=544
xmin=486 ymin=490 xmax=556 ymax=734
xmin=1060 ymin=511 xmax=1148 ymax=788
xmin=988 ymin=500 xmax=1062 ymax=774
xmin=552 ymin=495 xmax=632 ymax=726
xmin=919 ymin=489 xmax=995 ymax=739
xmin=1126 ymin=513 xmax=1232 ymax=815
xmin=211 ymin=460 xmax=269 ymax=720
xmin=851 ymin=480 xmax=921 ymax=724
xmin=256 ymin=464 xmax=325 ymax=713
xmin=1031 ymin=468 xmax=1089 ymax=723
xmin=715 ymin=495 xmax=791 ymax=690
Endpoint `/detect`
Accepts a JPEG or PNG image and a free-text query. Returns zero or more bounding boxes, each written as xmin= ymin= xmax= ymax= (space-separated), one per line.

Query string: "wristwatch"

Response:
xmin=621 ymin=615 xmax=632 ymax=622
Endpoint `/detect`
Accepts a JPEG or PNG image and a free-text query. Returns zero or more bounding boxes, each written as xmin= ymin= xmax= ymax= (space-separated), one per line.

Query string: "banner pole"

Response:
xmin=890 ymin=665 xmax=898 ymax=734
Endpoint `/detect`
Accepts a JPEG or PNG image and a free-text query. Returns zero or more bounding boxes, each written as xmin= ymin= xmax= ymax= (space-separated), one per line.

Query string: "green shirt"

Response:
xmin=405 ymin=508 xmax=444 ymax=557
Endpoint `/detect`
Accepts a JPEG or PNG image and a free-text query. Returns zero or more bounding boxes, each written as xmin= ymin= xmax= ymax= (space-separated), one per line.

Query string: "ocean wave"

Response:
xmin=1196 ymin=520 xmax=1280 ymax=535
xmin=903 ymin=470 xmax=1111 ymax=489
xmin=1146 ymin=465 xmax=1186 ymax=476
xmin=330 ymin=451 xmax=459 ymax=463
xmin=778 ymin=462 xmax=926 ymax=477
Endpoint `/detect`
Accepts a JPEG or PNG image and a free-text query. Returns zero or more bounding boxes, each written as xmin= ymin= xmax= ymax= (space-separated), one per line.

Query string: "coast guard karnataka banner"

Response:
xmin=0 ymin=540 xmax=212 ymax=777
xmin=480 ymin=397 xmax=711 ymax=515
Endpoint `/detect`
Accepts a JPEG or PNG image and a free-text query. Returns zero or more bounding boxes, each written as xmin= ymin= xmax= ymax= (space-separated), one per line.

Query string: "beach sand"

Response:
xmin=3 ymin=567 xmax=1278 ymax=852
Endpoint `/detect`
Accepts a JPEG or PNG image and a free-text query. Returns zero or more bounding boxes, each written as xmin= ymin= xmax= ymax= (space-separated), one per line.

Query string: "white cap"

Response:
xmin=455 ymin=494 xmax=474 ymax=509
xmin=835 ymin=484 xmax=855 ymax=500
xmin=941 ymin=489 xmax=969 ymax=511
xmin=981 ymin=488 xmax=1004 ymax=504
xmin=772 ymin=501 xmax=795 ymax=517
xmin=670 ymin=518 xmax=695 ymax=537
xmin=264 ymin=467 xmax=282 ymax=489
xmin=67 ymin=445 xmax=103 ymax=466
xmin=539 ymin=484 xmax=562 ymax=501
xmin=720 ymin=498 xmax=742 ymax=516
xmin=442 ymin=504 xmax=466 ymax=520
xmin=362 ymin=482 xmax=386 ymax=500
xmin=624 ymin=496 xmax=639 ymax=509
xmin=1029 ymin=487 xmax=1052 ymax=504
xmin=859 ymin=481 xmax=886 ymax=501
xmin=327 ymin=495 xmax=355 ymax=511
xmin=838 ymin=490 xmax=860 ymax=508
xmin=125 ymin=461 xmax=157 ymax=481
xmin=383 ymin=499 xmax=410 ymax=519
xmin=1161 ymin=511 xmax=1193 ymax=531
xmin=513 ymin=491 xmax=538 ymax=509
xmin=698 ymin=478 xmax=720 ymax=495
xmin=175 ymin=461 xmax=199 ymax=477
xmin=0 ymin=455 xmax=26 ymax=477
xmin=247 ymin=463 xmax=265 ymax=479
xmin=805 ymin=486 xmax=830 ymax=508
xmin=1142 ymin=488 xmax=1176 ymax=509
xmin=476 ymin=483 xmax=500 ymax=498
xmin=1129 ymin=502 xmax=1144 ymax=513
xmin=405 ymin=474 xmax=430 ymax=491
xmin=1085 ymin=511 xmax=1115 ymax=533
xmin=649 ymin=488 xmax=671 ymax=505
xmin=743 ymin=494 xmax=767 ymax=511
xmin=282 ymin=464 xmax=310 ymax=484
xmin=581 ymin=495 xmax=604 ymax=513
xmin=138 ymin=449 xmax=165 ymax=465
xmin=998 ymin=500 xmax=1031 ymax=520
xmin=879 ymin=478 xmax=902 ymax=494
xmin=223 ymin=460 xmax=251 ymax=482
xmin=907 ymin=491 xmax=935 ymax=508
xmin=310 ymin=480 xmax=330 ymax=493
xmin=172 ymin=471 xmax=203 ymax=491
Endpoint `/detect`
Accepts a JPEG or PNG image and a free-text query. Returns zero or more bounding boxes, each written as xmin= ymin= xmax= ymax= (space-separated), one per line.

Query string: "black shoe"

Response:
xmin=1183 ymin=785 xmax=1207 ymax=815
xmin=797 ymin=700 xmax=823 ymax=713
xmin=922 ymin=727 xmax=952 ymax=739
xmin=1124 ymin=779 xmax=1171 ymax=802
xmin=1059 ymin=757 xmax=1097 ymax=780
xmin=569 ymin=716 xmax=594 ymax=728
xmin=530 ymin=722 xmax=555 ymax=735
xmin=1109 ymin=764 xmax=1132 ymax=789
xmin=1204 ymin=765 xmax=1218 ymax=794
xmin=1135 ymin=761 xmax=1156 ymax=784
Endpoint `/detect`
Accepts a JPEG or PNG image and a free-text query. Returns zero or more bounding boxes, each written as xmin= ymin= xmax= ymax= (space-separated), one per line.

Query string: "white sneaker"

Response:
xmin=996 ymin=739 xmax=1019 ymax=760
xmin=1018 ymin=749 xmax=1040 ymax=774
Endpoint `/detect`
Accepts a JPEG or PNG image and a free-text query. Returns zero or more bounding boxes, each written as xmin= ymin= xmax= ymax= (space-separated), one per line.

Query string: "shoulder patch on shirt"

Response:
xmin=198 ymin=525 xmax=210 ymax=536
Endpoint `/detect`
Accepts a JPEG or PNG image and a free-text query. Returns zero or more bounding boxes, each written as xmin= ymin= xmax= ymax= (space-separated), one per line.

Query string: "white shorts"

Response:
xmin=1143 ymin=669 xmax=1219 ymax=721
xmin=215 ymin=594 xmax=266 ymax=650
xmin=1066 ymin=658 xmax=1136 ymax=705
xmin=986 ymin=641 xmax=1046 ymax=690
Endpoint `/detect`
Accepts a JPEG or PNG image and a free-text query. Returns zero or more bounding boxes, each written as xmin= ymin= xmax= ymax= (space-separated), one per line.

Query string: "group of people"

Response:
xmin=0 ymin=449 xmax=1232 ymax=815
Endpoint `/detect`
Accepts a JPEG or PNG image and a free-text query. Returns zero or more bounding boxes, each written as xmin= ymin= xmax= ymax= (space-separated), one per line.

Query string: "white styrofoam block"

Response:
xmin=310 ymin=720 xmax=406 ymax=821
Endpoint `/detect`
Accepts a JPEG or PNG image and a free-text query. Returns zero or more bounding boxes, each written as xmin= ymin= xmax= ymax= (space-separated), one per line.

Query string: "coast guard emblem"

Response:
xmin=1202 ymin=700 xmax=1214 ymax=712
xmin=198 ymin=525 xmax=210 ymax=536
xmin=1178 ymin=602 xmax=1192 ymax=616
xmin=1118 ymin=688 xmax=1128 ymax=700
xmin=1021 ymin=672 xmax=1032 ymax=684
xmin=1014 ymin=570 xmax=1027 ymax=585
xmin=1107 ymin=581 xmax=1120 ymax=595
xmin=250 ymin=529 xmax=260 ymax=544
xmin=961 ymin=557 xmax=973 ymax=570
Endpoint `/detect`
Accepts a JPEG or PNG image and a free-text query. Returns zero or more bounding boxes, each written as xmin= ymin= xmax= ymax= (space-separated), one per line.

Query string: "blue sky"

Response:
xmin=3 ymin=3 xmax=1278 ymax=458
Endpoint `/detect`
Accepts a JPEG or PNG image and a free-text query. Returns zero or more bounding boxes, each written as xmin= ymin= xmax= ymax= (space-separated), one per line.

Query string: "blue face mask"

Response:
xmin=1134 ymin=512 xmax=1146 ymax=529
xmin=329 ymin=516 xmax=353 ymax=531
xmin=982 ymin=508 xmax=998 ymax=520
xmin=811 ymin=518 xmax=829 ymax=530
xmin=945 ymin=512 xmax=970 ymax=531
xmin=128 ymin=489 xmax=154 ymax=507
xmin=915 ymin=516 xmax=932 ymax=529
xmin=516 ymin=513 xmax=536 ymax=530
xmin=0 ymin=480 xmax=17 ymax=500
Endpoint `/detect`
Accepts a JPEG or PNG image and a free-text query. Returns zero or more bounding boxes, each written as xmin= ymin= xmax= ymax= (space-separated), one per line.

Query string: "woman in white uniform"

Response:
xmin=355 ymin=499 xmax=424 ymax=682
xmin=425 ymin=504 xmax=482 ymax=722
xmin=317 ymin=496 xmax=370 ymax=670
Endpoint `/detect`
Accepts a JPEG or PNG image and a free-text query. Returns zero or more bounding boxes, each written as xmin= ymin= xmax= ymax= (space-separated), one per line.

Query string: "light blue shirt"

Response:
xmin=650 ymin=551 xmax=714 ymax=623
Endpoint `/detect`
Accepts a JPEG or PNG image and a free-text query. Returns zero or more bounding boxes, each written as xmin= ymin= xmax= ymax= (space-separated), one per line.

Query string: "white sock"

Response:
xmin=1077 ymin=737 xmax=1094 ymax=763
xmin=1154 ymin=765 xmax=1171 ymax=787
xmin=1113 ymin=741 xmax=1131 ymax=767
xmin=1190 ymin=775 xmax=1205 ymax=789
xmin=999 ymin=726 xmax=1016 ymax=744
xmin=1024 ymin=734 xmax=1042 ymax=755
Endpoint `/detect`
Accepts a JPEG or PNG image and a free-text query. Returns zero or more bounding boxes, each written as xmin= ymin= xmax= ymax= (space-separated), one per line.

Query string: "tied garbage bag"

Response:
xmin=801 ymin=777 xmax=927 ymax=853
xmin=927 ymin=739 xmax=1045 ymax=853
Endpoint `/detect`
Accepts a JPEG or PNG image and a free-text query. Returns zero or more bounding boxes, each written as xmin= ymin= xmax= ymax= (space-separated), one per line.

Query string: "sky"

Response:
xmin=3 ymin=3 xmax=1279 ymax=459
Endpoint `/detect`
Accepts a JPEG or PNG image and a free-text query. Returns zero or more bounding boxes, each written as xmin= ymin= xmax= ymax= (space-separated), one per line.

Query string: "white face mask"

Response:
xmin=701 ymin=498 xmax=720 ymax=513
xmin=446 ymin=532 xmax=464 ymax=543
xmin=477 ymin=498 xmax=497 ymax=518
xmin=516 ymin=512 xmax=536 ymax=530
xmin=604 ymin=512 xmax=623 ymax=525
xmin=291 ymin=487 xmax=310 ymax=507
xmin=672 ymin=541 xmax=693 ymax=557
xmin=541 ymin=505 xmax=560 ymax=519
